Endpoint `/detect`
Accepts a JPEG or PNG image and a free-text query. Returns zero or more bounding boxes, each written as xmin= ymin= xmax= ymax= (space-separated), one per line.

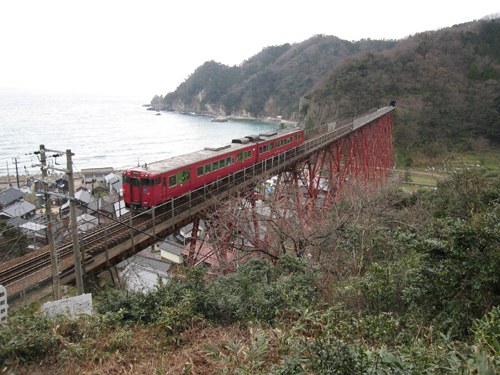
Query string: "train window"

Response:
xmin=141 ymin=178 xmax=154 ymax=187
xmin=205 ymin=163 xmax=212 ymax=173
xmin=259 ymin=147 xmax=262 ymax=154
xmin=295 ymin=134 xmax=301 ymax=141
xmin=156 ymin=177 xmax=161 ymax=185
xmin=169 ymin=175 xmax=177 ymax=187
xmin=212 ymin=161 xmax=219 ymax=171
xmin=269 ymin=142 xmax=274 ymax=150
xmin=263 ymin=145 xmax=268 ymax=152
xmin=197 ymin=166 xmax=204 ymax=177
xmin=226 ymin=156 xmax=234 ymax=166
xmin=133 ymin=178 xmax=140 ymax=187
xmin=163 ymin=178 xmax=166 ymax=187
xmin=220 ymin=159 xmax=226 ymax=168
xmin=237 ymin=152 xmax=243 ymax=162
xmin=178 ymin=169 xmax=190 ymax=183
xmin=123 ymin=176 xmax=130 ymax=184
xmin=245 ymin=150 xmax=252 ymax=159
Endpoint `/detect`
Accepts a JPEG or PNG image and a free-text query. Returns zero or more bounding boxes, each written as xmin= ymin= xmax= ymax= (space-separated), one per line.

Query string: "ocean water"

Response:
xmin=0 ymin=88 xmax=281 ymax=178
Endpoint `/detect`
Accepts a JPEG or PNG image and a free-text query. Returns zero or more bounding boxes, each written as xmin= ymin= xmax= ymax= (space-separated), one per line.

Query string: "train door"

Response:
xmin=130 ymin=177 xmax=141 ymax=205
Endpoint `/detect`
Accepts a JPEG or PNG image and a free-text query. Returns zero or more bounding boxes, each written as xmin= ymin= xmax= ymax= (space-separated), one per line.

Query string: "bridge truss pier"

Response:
xmin=274 ymin=112 xmax=394 ymax=214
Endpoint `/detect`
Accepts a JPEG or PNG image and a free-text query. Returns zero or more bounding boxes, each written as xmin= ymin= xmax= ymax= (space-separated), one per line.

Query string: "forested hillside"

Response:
xmin=153 ymin=18 xmax=500 ymax=162
xmin=303 ymin=19 xmax=500 ymax=161
xmin=152 ymin=35 xmax=397 ymax=119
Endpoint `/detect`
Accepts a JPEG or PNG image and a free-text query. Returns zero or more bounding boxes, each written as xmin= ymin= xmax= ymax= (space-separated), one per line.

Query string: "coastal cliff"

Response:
xmin=152 ymin=36 xmax=398 ymax=121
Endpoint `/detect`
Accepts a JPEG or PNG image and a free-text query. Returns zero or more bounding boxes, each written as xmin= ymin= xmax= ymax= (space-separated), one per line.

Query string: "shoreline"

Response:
xmin=170 ymin=110 xmax=299 ymax=126
xmin=216 ymin=115 xmax=298 ymax=126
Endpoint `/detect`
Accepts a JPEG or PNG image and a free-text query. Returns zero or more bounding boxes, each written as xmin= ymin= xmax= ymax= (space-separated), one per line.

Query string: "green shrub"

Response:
xmin=0 ymin=304 xmax=62 ymax=366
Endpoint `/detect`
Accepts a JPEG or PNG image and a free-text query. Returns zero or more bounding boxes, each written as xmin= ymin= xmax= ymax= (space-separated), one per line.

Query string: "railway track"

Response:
xmin=0 ymin=198 xmax=179 ymax=290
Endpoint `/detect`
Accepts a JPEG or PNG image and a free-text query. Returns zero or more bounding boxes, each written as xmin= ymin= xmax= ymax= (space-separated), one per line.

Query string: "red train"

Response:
xmin=122 ymin=127 xmax=304 ymax=209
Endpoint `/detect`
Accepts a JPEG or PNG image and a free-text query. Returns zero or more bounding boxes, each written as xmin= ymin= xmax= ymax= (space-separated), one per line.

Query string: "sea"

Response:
xmin=0 ymin=88 xmax=282 ymax=179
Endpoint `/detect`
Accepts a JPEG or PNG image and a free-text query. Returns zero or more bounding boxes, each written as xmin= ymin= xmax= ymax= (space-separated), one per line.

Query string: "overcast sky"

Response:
xmin=1 ymin=1 xmax=498 ymax=101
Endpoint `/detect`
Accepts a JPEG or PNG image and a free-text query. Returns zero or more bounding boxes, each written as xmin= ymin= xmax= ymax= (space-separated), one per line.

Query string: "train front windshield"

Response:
xmin=141 ymin=178 xmax=155 ymax=187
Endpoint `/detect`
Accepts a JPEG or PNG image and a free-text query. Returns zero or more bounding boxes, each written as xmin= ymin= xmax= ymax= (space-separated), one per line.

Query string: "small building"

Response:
xmin=159 ymin=239 xmax=184 ymax=264
xmin=33 ymin=179 xmax=49 ymax=194
xmin=92 ymin=181 xmax=108 ymax=195
xmin=0 ymin=187 xmax=25 ymax=209
xmin=116 ymin=255 xmax=171 ymax=292
xmin=81 ymin=167 xmax=114 ymax=186
xmin=105 ymin=173 xmax=123 ymax=194
xmin=60 ymin=190 xmax=94 ymax=217
xmin=0 ymin=200 xmax=37 ymax=221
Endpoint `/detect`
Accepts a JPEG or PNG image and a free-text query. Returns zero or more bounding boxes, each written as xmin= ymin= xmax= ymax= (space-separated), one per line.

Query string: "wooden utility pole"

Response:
xmin=40 ymin=145 xmax=61 ymax=300
xmin=12 ymin=157 xmax=20 ymax=188
xmin=67 ymin=149 xmax=84 ymax=295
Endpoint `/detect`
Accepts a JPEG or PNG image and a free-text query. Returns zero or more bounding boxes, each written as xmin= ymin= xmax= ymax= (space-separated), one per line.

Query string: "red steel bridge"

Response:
xmin=0 ymin=106 xmax=394 ymax=297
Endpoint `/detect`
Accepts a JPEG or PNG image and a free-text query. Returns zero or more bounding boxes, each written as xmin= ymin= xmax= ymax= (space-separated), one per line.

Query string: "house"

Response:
xmin=19 ymin=221 xmax=49 ymax=250
xmin=92 ymin=181 xmax=108 ymax=195
xmin=0 ymin=200 xmax=37 ymax=221
xmin=33 ymin=179 xmax=49 ymax=193
xmin=105 ymin=173 xmax=123 ymax=194
xmin=0 ymin=201 xmax=44 ymax=250
xmin=81 ymin=167 xmax=114 ymax=186
xmin=159 ymin=239 xmax=184 ymax=264
xmin=75 ymin=182 xmax=89 ymax=193
xmin=0 ymin=187 xmax=25 ymax=209
xmin=59 ymin=190 xmax=94 ymax=218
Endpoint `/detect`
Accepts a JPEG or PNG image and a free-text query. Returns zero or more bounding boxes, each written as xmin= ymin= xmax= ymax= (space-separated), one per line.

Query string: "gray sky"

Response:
xmin=1 ymin=1 xmax=498 ymax=100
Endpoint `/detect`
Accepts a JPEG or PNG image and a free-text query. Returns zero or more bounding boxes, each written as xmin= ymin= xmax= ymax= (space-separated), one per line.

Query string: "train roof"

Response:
xmin=126 ymin=127 xmax=302 ymax=175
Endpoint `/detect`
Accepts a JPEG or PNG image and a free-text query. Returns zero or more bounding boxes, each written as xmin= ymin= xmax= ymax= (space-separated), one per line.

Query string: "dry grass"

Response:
xmin=10 ymin=322 xmax=282 ymax=375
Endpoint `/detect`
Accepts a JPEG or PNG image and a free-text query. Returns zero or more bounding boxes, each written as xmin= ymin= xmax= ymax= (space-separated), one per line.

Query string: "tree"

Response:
xmin=0 ymin=220 xmax=29 ymax=261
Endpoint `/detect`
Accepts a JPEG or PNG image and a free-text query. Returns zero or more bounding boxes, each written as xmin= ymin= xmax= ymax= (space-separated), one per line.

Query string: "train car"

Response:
xmin=255 ymin=128 xmax=304 ymax=162
xmin=122 ymin=127 xmax=304 ymax=209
